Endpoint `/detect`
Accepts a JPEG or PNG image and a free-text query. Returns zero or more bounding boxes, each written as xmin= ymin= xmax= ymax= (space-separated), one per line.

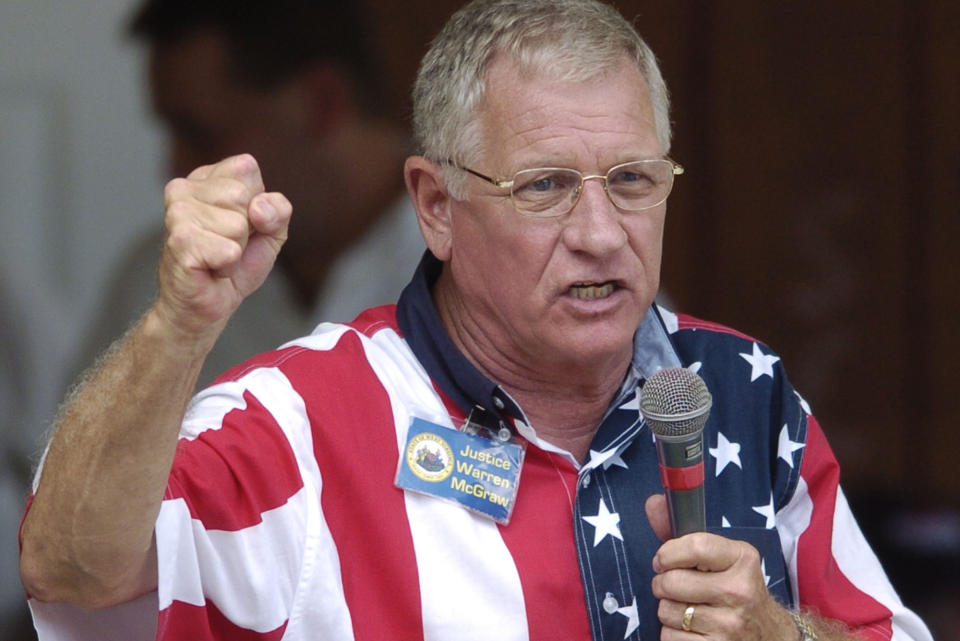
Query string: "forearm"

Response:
xmin=19 ymin=307 xmax=214 ymax=608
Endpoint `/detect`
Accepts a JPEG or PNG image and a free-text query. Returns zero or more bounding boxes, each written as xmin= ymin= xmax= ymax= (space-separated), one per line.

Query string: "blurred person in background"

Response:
xmin=74 ymin=0 xmax=423 ymax=388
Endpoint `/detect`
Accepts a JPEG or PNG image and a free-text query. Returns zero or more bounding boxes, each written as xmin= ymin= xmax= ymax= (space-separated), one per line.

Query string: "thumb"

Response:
xmin=232 ymin=191 xmax=292 ymax=297
xmin=248 ymin=191 xmax=291 ymax=244
xmin=645 ymin=493 xmax=672 ymax=542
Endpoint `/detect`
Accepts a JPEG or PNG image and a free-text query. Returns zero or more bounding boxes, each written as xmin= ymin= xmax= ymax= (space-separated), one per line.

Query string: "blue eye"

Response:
xmin=515 ymin=170 xmax=579 ymax=195
xmin=530 ymin=177 xmax=556 ymax=192
xmin=611 ymin=169 xmax=653 ymax=185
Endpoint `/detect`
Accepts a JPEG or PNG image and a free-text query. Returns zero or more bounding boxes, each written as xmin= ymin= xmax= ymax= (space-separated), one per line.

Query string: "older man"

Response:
xmin=20 ymin=1 xmax=931 ymax=640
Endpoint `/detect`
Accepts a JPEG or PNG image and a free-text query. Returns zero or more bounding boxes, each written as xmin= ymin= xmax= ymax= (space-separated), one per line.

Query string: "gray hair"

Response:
xmin=412 ymin=0 xmax=672 ymax=198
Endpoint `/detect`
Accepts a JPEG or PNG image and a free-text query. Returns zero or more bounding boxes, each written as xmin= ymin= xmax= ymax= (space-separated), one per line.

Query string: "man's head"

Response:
xmin=411 ymin=0 xmax=671 ymax=199
xmin=405 ymin=0 xmax=677 ymax=373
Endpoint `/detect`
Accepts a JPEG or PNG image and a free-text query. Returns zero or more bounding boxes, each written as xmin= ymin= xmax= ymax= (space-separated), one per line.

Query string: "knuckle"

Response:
xmin=714 ymin=610 xmax=740 ymax=637
xmin=164 ymin=200 xmax=194 ymax=225
xmin=232 ymin=152 xmax=258 ymax=172
xmin=219 ymin=239 xmax=243 ymax=265
xmin=220 ymin=179 xmax=252 ymax=205
xmin=687 ymin=532 xmax=712 ymax=557
xmin=163 ymin=221 xmax=195 ymax=254
xmin=738 ymin=540 xmax=762 ymax=568
xmin=728 ymin=580 xmax=754 ymax=604
xmin=163 ymin=177 xmax=191 ymax=205
xmin=221 ymin=211 xmax=250 ymax=241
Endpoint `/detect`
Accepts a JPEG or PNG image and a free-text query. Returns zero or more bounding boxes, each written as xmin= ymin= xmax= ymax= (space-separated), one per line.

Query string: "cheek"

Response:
xmin=449 ymin=211 xmax=559 ymax=296
xmin=627 ymin=211 xmax=666 ymax=261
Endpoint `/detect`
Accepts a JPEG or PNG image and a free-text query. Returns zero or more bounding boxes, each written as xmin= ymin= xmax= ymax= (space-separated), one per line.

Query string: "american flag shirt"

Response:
xmin=27 ymin=253 xmax=931 ymax=641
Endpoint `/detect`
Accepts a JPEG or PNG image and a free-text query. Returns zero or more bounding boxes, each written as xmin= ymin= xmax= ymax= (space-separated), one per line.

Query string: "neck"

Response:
xmin=433 ymin=270 xmax=631 ymax=463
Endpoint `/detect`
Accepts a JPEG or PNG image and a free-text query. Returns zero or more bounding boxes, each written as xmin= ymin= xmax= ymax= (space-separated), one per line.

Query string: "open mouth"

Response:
xmin=569 ymin=282 xmax=616 ymax=300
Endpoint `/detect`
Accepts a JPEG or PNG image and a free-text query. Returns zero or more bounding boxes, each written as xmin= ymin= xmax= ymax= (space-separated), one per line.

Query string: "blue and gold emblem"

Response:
xmin=406 ymin=432 xmax=455 ymax=482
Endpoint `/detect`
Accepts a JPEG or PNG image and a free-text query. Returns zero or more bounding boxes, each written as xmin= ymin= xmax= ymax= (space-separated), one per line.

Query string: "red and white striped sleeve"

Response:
xmin=776 ymin=415 xmax=933 ymax=641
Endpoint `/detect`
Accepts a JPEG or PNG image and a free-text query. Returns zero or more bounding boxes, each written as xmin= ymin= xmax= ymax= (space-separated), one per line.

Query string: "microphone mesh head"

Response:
xmin=639 ymin=367 xmax=713 ymax=438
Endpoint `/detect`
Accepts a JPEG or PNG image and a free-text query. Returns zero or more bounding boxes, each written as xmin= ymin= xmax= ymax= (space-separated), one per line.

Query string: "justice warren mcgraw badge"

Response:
xmin=406 ymin=432 xmax=455 ymax=482
xmin=396 ymin=417 xmax=525 ymax=524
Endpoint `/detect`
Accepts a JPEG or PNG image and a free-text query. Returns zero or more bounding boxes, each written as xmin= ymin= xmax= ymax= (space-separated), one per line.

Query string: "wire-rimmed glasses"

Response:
xmin=449 ymin=158 xmax=683 ymax=218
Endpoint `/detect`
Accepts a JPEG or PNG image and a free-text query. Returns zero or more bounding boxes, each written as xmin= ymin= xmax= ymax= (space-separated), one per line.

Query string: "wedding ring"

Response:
xmin=681 ymin=604 xmax=696 ymax=632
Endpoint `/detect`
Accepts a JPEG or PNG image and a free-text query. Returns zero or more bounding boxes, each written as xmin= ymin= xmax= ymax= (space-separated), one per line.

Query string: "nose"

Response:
xmin=560 ymin=178 xmax=628 ymax=256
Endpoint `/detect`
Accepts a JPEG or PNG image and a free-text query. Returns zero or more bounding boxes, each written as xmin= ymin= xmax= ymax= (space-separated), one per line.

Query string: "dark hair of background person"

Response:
xmin=127 ymin=0 xmax=389 ymax=117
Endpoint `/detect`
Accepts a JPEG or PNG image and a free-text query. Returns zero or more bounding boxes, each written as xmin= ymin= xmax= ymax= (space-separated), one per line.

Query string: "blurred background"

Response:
xmin=1 ymin=1 xmax=957 ymax=639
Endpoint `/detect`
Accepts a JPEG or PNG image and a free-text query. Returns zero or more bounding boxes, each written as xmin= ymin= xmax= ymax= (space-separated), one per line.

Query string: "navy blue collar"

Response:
xmin=396 ymin=251 xmax=682 ymax=424
xmin=397 ymin=252 xmax=523 ymax=422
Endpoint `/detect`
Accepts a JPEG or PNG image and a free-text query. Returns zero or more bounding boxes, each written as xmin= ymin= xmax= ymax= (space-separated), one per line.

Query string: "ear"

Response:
xmin=404 ymin=156 xmax=454 ymax=261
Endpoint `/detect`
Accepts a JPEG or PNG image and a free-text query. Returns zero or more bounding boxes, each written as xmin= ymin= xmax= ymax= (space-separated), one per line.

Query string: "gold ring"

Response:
xmin=681 ymin=604 xmax=696 ymax=632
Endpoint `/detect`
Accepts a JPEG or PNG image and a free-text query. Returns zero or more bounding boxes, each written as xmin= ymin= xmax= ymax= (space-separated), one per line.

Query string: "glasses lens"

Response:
xmin=510 ymin=168 xmax=581 ymax=217
xmin=606 ymin=160 xmax=674 ymax=211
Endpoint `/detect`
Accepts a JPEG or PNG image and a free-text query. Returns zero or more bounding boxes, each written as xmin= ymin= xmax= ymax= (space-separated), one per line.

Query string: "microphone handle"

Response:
xmin=665 ymin=485 xmax=705 ymax=537
xmin=654 ymin=433 xmax=706 ymax=537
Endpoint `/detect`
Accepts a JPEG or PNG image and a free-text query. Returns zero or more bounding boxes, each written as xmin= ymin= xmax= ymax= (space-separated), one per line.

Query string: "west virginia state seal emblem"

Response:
xmin=406 ymin=432 xmax=454 ymax=482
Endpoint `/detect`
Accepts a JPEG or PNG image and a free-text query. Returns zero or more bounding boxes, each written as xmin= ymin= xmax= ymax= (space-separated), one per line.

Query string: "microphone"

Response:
xmin=639 ymin=367 xmax=712 ymax=537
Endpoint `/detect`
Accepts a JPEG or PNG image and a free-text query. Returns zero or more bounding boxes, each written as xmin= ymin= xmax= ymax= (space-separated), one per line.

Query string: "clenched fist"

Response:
xmin=155 ymin=154 xmax=292 ymax=341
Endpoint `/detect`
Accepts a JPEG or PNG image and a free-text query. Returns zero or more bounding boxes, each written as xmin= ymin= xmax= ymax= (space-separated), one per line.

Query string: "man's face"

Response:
xmin=444 ymin=56 xmax=667 ymax=369
xmin=148 ymin=30 xmax=310 ymax=185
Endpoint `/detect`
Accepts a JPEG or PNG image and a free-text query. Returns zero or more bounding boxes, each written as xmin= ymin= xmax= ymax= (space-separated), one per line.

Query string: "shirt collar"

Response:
xmin=397 ymin=252 xmax=523 ymax=423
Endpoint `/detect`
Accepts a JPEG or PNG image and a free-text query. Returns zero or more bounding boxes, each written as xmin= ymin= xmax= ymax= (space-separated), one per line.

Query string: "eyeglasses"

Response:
xmin=449 ymin=158 xmax=684 ymax=218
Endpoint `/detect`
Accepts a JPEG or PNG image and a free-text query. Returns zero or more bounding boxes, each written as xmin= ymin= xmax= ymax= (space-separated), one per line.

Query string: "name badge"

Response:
xmin=396 ymin=417 xmax=525 ymax=524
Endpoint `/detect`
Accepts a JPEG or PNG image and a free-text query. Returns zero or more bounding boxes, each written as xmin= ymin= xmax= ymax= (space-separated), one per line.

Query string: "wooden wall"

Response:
xmin=369 ymin=0 xmax=960 ymax=505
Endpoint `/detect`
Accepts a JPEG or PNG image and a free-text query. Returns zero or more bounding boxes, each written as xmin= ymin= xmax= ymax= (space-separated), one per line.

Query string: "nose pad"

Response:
xmin=570 ymin=183 xmax=585 ymax=209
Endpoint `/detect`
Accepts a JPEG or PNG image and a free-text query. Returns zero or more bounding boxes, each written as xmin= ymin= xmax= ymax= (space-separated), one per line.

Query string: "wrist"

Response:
xmin=142 ymin=304 xmax=222 ymax=359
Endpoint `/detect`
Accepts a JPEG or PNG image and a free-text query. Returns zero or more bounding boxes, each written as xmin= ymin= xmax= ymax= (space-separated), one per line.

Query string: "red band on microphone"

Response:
xmin=659 ymin=461 xmax=704 ymax=491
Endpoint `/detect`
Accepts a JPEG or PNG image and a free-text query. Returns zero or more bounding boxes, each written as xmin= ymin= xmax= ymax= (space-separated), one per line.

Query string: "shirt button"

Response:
xmin=602 ymin=593 xmax=619 ymax=613
xmin=492 ymin=396 xmax=505 ymax=410
xmin=581 ymin=473 xmax=591 ymax=488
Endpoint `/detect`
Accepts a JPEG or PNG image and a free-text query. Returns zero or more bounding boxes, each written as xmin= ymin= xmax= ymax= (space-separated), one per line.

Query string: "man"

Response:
xmin=20 ymin=1 xmax=931 ymax=640
xmin=75 ymin=0 xmax=423 ymax=386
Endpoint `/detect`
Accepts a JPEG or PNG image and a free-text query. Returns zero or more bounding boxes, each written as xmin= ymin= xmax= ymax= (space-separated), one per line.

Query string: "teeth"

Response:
xmin=569 ymin=282 xmax=615 ymax=300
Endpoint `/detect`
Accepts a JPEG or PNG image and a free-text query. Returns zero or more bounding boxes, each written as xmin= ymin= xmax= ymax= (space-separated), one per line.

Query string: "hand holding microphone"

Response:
xmin=641 ymin=368 xmax=795 ymax=640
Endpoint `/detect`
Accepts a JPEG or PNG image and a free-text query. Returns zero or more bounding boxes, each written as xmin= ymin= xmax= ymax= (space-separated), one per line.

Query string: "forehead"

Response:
xmin=476 ymin=54 xmax=661 ymax=172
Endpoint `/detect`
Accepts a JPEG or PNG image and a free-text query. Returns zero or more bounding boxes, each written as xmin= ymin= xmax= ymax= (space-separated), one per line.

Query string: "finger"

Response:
xmin=165 ymin=174 xmax=262 ymax=215
xmin=194 ymin=153 xmax=265 ymax=195
xmin=652 ymin=566 xmax=713 ymax=606
xmin=645 ymin=493 xmax=672 ymax=542
xmin=658 ymin=600 xmax=712 ymax=635
xmin=165 ymin=219 xmax=245 ymax=276
xmin=165 ymin=200 xmax=252 ymax=250
xmin=229 ymin=193 xmax=291 ymax=294
xmin=248 ymin=192 xmax=292 ymax=241
xmin=654 ymin=531 xmax=742 ymax=573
